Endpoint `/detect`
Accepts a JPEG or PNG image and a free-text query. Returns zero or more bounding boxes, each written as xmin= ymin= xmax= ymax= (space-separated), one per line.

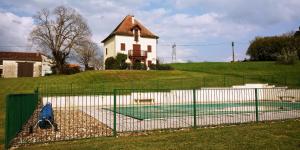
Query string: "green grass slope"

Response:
xmin=171 ymin=61 xmax=300 ymax=87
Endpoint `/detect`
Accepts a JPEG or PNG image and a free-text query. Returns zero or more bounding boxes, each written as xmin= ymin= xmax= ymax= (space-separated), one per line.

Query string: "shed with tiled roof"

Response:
xmin=0 ymin=51 xmax=52 ymax=78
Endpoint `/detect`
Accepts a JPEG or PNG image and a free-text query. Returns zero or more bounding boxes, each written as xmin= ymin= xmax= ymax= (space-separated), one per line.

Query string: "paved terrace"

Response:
xmin=80 ymin=107 xmax=300 ymax=132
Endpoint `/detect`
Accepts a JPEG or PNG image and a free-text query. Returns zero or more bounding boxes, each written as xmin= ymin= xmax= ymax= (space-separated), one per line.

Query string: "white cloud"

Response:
xmin=0 ymin=0 xmax=299 ymax=61
xmin=0 ymin=12 xmax=34 ymax=51
xmin=199 ymin=0 xmax=300 ymax=26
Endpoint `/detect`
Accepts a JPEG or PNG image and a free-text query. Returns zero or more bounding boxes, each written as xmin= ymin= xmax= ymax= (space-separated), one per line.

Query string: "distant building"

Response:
xmin=294 ymin=26 xmax=300 ymax=37
xmin=101 ymin=15 xmax=159 ymax=69
xmin=0 ymin=51 xmax=52 ymax=78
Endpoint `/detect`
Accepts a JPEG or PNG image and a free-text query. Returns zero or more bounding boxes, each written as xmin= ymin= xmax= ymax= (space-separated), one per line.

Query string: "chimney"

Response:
xmin=132 ymin=15 xmax=135 ymax=24
xmin=36 ymin=50 xmax=40 ymax=56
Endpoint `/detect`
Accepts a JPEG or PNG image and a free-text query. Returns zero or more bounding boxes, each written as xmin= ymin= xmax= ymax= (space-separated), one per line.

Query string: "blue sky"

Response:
xmin=0 ymin=0 xmax=300 ymax=62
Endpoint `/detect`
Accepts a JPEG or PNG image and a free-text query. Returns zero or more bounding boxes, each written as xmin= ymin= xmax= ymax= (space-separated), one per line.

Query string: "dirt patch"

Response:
xmin=10 ymin=103 xmax=112 ymax=147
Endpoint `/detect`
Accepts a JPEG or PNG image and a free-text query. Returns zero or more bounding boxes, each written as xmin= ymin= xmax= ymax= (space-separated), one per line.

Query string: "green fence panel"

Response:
xmin=255 ymin=88 xmax=259 ymax=122
xmin=5 ymin=86 xmax=300 ymax=147
xmin=5 ymin=90 xmax=39 ymax=149
xmin=193 ymin=89 xmax=197 ymax=128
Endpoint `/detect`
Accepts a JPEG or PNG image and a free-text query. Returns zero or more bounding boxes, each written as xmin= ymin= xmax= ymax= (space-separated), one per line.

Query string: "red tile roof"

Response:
xmin=102 ymin=15 xmax=159 ymax=43
xmin=0 ymin=51 xmax=42 ymax=61
xmin=66 ymin=64 xmax=80 ymax=68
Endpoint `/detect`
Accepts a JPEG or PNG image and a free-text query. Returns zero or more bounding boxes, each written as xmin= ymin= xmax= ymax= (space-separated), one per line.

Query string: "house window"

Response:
xmin=134 ymin=29 xmax=139 ymax=42
xmin=147 ymin=45 xmax=152 ymax=52
xmin=121 ymin=43 xmax=125 ymax=51
xmin=106 ymin=48 xmax=108 ymax=55
xmin=0 ymin=59 xmax=3 ymax=65
xmin=0 ymin=69 xmax=2 ymax=76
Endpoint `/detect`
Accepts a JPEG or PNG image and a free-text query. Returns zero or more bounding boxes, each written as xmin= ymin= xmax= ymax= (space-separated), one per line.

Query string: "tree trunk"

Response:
xmin=84 ymin=64 xmax=89 ymax=71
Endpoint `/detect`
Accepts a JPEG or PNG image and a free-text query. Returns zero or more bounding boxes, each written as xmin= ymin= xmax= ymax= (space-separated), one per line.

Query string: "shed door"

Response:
xmin=18 ymin=62 xmax=33 ymax=77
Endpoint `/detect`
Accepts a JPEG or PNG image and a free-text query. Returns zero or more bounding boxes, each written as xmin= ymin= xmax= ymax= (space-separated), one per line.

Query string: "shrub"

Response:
xmin=85 ymin=66 xmax=94 ymax=71
xmin=276 ymin=48 xmax=298 ymax=65
xmin=105 ymin=53 xmax=128 ymax=70
xmin=132 ymin=61 xmax=146 ymax=70
xmin=51 ymin=66 xmax=57 ymax=74
xmin=105 ymin=57 xmax=117 ymax=69
xmin=116 ymin=53 xmax=128 ymax=69
xmin=63 ymin=65 xmax=81 ymax=75
xmin=149 ymin=64 xmax=173 ymax=70
xmin=247 ymin=34 xmax=300 ymax=61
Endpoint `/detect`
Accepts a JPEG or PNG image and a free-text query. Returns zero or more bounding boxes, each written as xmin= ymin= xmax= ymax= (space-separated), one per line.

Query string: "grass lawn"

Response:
xmin=17 ymin=120 xmax=300 ymax=150
xmin=1 ymin=61 xmax=300 ymax=148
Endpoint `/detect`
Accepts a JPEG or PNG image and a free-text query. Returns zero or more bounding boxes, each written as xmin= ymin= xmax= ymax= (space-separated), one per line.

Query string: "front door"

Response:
xmin=133 ymin=44 xmax=141 ymax=56
xmin=133 ymin=44 xmax=141 ymax=51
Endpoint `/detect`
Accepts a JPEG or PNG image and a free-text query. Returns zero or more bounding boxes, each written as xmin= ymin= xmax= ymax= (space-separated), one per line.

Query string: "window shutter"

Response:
xmin=121 ymin=43 xmax=125 ymax=51
xmin=134 ymin=29 xmax=139 ymax=42
xmin=147 ymin=45 xmax=152 ymax=52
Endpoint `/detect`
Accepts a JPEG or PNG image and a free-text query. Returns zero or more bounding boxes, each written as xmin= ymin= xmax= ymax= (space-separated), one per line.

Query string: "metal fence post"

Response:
xmin=255 ymin=88 xmax=259 ymax=122
xmin=223 ymin=75 xmax=226 ymax=87
xmin=35 ymin=87 xmax=39 ymax=104
xmin=34 ymin=87 xmax=39 ymax=94
xmin=113 ymin=89 xmax=117 ymax=137
xmin=193 ymin=89 xmax=197 ymax=128
xmin=5 ymin=95 xmax=10 ymax=149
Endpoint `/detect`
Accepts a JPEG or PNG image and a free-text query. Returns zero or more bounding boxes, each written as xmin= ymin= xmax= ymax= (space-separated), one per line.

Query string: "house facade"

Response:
xmin=101 ymin=15 xmax=159 ymax=69
xmin=0 ymin=51 xmax=52 ymax=78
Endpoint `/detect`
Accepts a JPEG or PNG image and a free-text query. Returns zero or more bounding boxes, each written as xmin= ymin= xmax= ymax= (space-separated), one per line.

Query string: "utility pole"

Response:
xmin=232 ymin=41 xmax=235 ymax=62
xmin=172 ymin=43 xmax=176 ymax=63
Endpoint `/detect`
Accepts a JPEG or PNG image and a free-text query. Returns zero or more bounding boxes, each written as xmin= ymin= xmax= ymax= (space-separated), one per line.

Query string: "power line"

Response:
xmin=158 ymin=42 xmax=239 ymax=47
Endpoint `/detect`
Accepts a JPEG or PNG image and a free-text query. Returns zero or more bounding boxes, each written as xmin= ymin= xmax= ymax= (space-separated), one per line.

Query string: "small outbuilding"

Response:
xmin=0 ymin=51 xmax=52 ymax=78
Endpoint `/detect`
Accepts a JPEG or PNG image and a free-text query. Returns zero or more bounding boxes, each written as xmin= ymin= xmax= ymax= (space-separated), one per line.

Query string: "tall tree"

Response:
xmin=30 ymin=6 xmax=91 ymax=74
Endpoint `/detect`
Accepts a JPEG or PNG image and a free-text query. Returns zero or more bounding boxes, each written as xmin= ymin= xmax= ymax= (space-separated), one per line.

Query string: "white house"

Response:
xmin=101 ymin=15 xmax=159 ymax=69
xmin=0 ymin=51 xmax=52 ymax=78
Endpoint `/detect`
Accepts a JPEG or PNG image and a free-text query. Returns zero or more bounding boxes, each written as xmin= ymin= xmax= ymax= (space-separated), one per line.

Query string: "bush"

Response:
xmin=85 ymin=66 xmax=94 ymax=71
xmin=276 ymin=48 xmax=298 ymax=65
xmin=105 ymin=53 xmax=128 ymax=70
xmin=247 ymin=34 xmax=300 ymax=61
xmin=149 ymin=64 xmax=173 ymax=70
xmin=51 ymin=66 xmax=57 ymax=74
xmin=116 ymin=53 xmax=128 ymax=69
xmin=105 ymin=57 xmax=118 ymax=69
xmin=132 ymin=61 xmax=146 ymax=70
xmin=63 ymin=65 xmax=81 ymax=75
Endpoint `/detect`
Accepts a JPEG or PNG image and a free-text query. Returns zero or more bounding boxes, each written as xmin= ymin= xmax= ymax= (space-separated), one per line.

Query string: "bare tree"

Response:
xmin=91 ymin=54 xmax=104 ymax=70
xmin=30 ymin=6 xmax=91 ymax=74
xmin=74 ymin=40 xmax=98 ymax=70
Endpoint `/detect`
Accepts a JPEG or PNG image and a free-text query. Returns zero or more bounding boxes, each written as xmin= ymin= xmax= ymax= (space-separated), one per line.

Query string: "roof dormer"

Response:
xmin=132 ymin=25 xmax=141 ymax=42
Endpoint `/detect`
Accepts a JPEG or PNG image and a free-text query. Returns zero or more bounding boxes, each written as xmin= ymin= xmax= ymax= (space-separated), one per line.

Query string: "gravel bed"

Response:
xmin=10 ymin=102 xmax=112 ymax=147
